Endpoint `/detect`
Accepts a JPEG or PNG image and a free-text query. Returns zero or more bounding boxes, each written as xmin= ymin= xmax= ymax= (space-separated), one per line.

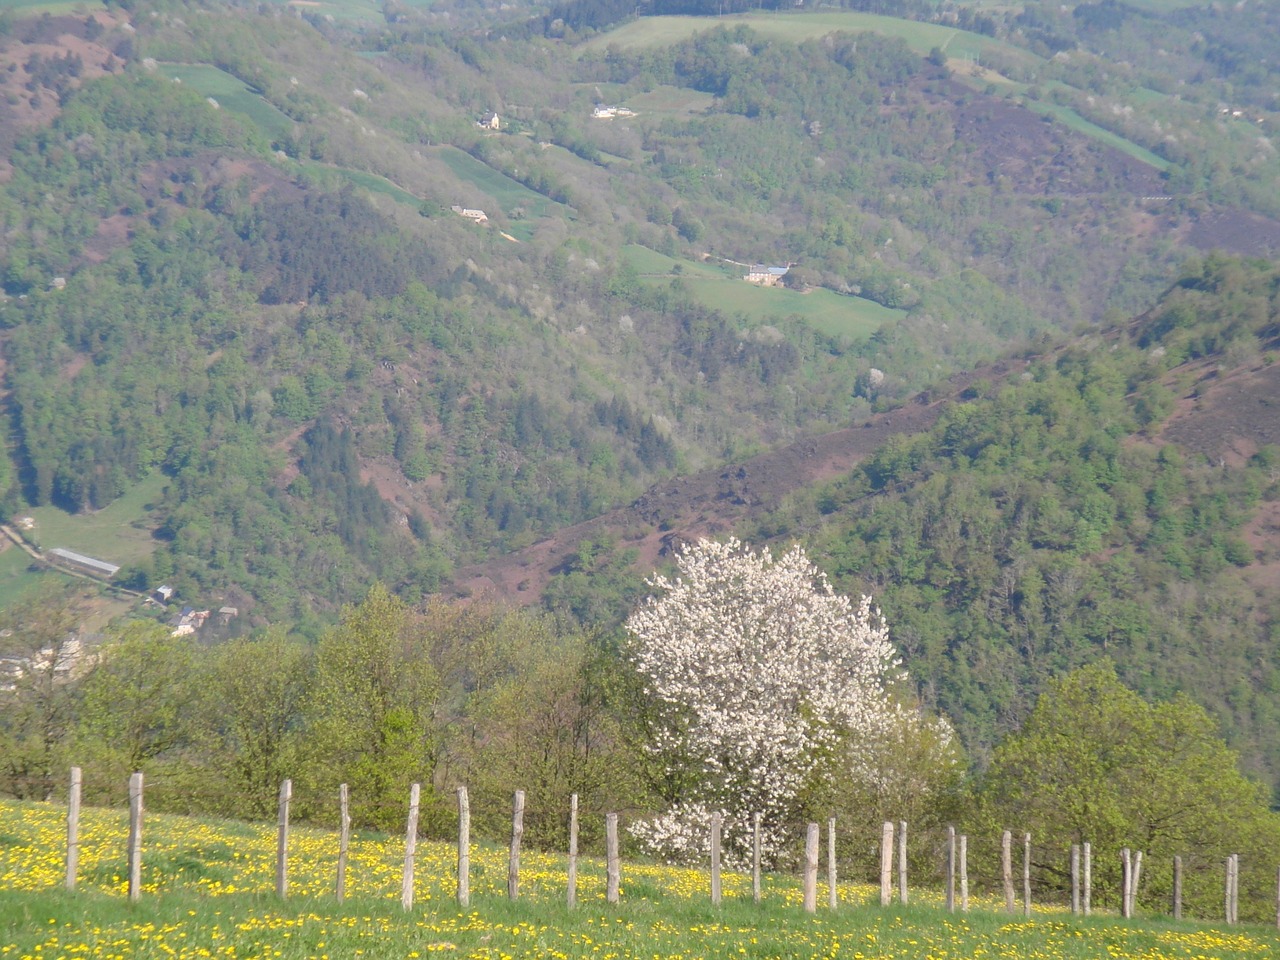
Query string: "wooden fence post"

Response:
xmin=402 ymin=783 xmax=420 ymax=911
xmin=804 ymin=822 xmax=819 ymax=914
xmin=1083 ymin=842 xmax=1092 ymax=916
xmin=1002 ymin=830 xmax=1014 ymax=913
xmin=65 ymin=767 xmax=81 ymax=892
xmin=567 ymin=794 xmax=579 ymax=909
xmin=276 ymin=779 xmax=292 ymax=899
xmin=606 ymin=813 xmax=620 ymax=904
xmin=959 ymin=834 xmax=969 ymax=912
xmin=1172 ymin=855 xmax=1182 ymax=920
xmin=752 ymin=812 xmax=762 ymax=905
xmin=336 ymin=784 xmax=350 ymax=902
xmin=1121 ymin=848 xmax=1131 ymax=919
xmin=456 ymin=786 xmax=470 ymax=908
xmin=711 ymin=812 xmax=722 ymax=907
xmin=879 ymin=821 xmax=893 ymax=907
xmin=1022 ymin=833 xmax=1032 ymax=917
xmin=1226 ymin=854 xmax=1239 ymax=924
xmin=1224 ymin=855 xmax=1232 ymax=924
xmin=1132 ymin=851 xmax=1143 ymax=917
xmin=945 ymin=825 xmax=956 ymax=913
xmin=1070 ymin=844 xmax=1080 ymax=915
xmin=898 ymin=820 xmax=908 ymax=905
xmin=827 ymin=817 xmax=837 ymax=910
xmin=508 ymin=790 xmax=524 ymax=901
xmin=1232 ymin=855 xmax=1239 ymax=925
xmin=127 ymin=772 xmax=143 ymax=903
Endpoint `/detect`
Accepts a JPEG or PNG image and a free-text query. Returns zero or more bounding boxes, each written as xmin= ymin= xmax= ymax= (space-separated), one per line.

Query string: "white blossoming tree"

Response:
xmin=625 ymin=537 xmax=950 ymax=867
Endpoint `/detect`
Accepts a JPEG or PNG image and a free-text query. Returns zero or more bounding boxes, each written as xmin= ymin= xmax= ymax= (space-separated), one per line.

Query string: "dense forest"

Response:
xmin=2 ymin=0 xmax=1280 ymax=877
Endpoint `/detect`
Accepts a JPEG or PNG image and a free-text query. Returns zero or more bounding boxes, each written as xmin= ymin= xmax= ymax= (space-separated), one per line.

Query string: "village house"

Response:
xmin=744 ymin=264 xmax=791 ymax=286
xmin=592 ymin=104 xmax=636 ymax=120
xmin=451 ymin=205 xmax=489 ymax=223
xmin=477 ymin=111 xmax=500 ymax=130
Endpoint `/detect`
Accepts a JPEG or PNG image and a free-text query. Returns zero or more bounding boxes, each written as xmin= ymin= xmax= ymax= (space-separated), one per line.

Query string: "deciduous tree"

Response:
xmin=976 ymin=661 xmax=1280 ymax=920
xmin=625 ymin=538 xmax=951 ymax=865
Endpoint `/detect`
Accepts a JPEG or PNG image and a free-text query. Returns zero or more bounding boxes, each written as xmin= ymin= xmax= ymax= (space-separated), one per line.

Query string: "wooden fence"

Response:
xmin=56 ymin=767 xmax=1280 ymax=928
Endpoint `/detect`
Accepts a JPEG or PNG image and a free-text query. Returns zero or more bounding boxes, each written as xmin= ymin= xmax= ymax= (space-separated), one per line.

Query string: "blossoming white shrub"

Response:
xmin=625 ymin=537 xmax=926 ymax=867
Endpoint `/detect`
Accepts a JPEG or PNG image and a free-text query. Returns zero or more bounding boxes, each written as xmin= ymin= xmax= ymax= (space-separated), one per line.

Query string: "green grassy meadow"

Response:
xmin=581 ymin=11 xmax=1034 ymax=67
xmin=624 ymin=245 xmax=902 ymax=341
xmin=22 ymin=472 xmax=166 ymax=569
xmin=3 ymin=798 xmax=1279 ymax=960
xmin=154 ymin=64 xmax=296 ymax=142
xmin=0 ymin=542 xmax=69 ymax=609
xmin=623 ymin=85 xmax=717 ymax=117
xmin=0 ymin=0 xmax=105 ymax=14
xmin=261 ymin=0 xmax=436 ymax=25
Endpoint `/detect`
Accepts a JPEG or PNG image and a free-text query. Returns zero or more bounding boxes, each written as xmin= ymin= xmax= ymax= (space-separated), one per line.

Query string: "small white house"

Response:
xmin=451 ymin=205 xmax=489 ymax=223
xmin=744 ymin=264 xmax=790 ymax=286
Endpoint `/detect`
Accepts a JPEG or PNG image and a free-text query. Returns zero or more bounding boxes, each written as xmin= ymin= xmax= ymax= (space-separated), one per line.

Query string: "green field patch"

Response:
xmin=0 ymin=542 xmax=70 ymax=609
xmin=686 ymin=277 xmax=900 ymax=340
xmin=23 ymin=472 xmax=167 ymax=571
xmin=436 ymin=146 xmax=567 ymax=241
xmin=583 ymin=12 xmax=1036 ymax=69
xmin=623 ymin=245 xmax=901 ymax=340
xmin=0 ymin=0 xmax=105 ymax=13
xmin=267 ymin=0 xmax=433 ymax=23
xmin=155 ymin=64 xmax=295 ymax=142
xmin=625 ymin=85 xmax=717 ymax=117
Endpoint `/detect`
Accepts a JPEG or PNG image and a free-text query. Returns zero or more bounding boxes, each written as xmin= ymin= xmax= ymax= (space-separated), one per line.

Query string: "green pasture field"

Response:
xmin=436 ymin=146 xmax=567 ymax=242
xmin=686 ymin=277 xmax=900 ymax=340
xmin=0 ymin=0 xmax=104 ymax=14
xmin=0 ymin=541 xmax=70 ymax=609
xmin=625 ymin=85 xmax=717 ymax=117
xmin=624 ymin=245 xmax=902 ymax=341
xmin=259 ymin=0 xmax=436 ymax=25
xmin=582 ymin=11 xmax=1036 ymax=69
xmin=3 ymin=798 xmax=1280 ymax=960
xmin=23 ymin=472 xmax=166 ymax=569
xmin=155 ymin=64 xmax=295 ymax=142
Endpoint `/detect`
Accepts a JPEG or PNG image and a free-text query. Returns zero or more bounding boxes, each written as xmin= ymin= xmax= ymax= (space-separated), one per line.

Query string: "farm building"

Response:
xmin=47 ymin=547 xmax=119 ymax=579
xmin=744 ymin=264 xmax=790 ymax=286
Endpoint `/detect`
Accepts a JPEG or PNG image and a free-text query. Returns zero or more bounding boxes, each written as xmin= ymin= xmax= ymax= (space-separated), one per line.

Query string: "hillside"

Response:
xmin=1 ymin=0 xmax=1280 ymax=796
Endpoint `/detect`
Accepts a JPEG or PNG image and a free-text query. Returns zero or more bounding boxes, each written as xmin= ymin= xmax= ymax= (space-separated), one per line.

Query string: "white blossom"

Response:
xmin=625 ymin=538 xmax=905 ymax=865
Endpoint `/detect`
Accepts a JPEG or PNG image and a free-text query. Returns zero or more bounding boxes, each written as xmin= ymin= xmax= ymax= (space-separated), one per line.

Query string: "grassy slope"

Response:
xmin=623 ymin=245 xmax=903 ymax=340
xmin=2 ymin=798 xmax=1279 ymax=959
xmin=579 ymin=12 xmax=1033 ymax=62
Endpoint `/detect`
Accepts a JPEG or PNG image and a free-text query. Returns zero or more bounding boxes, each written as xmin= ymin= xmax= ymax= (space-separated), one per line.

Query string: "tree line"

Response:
xmin=4 ymin=545 xmax=1279 ymax=921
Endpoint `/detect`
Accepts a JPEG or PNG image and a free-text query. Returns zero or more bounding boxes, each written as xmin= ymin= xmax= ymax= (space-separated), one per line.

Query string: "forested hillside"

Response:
xmin=2 ymin=0 xmax=1280 ymax=803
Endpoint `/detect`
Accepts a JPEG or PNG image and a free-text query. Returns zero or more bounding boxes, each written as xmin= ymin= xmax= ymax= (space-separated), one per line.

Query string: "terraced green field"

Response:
xmin=155 ymin=64 xmax=295 ymax=142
